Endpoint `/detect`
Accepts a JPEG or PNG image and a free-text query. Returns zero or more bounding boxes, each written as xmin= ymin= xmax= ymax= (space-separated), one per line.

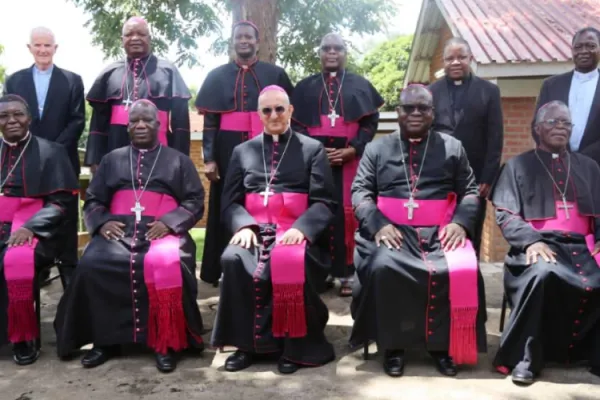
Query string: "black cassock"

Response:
xmin=350 ymin=131 xmax=487 ymax=360
xmin=0 ymin=136 xmax=78 ymax=346
xmin=291 ymin=71 xmax=383 ymax=283
xmin=212 ymin=130 xmax=338 ymax=365
xmin=195 ymin=60 xmax=294 ymax=285
xmin=491 ymin=149 xmax=600 ymax=374
xmin=54 ymin=145 xmax=204 ymax=356
xmin=84 ymin=54 xmax=191 ymax=166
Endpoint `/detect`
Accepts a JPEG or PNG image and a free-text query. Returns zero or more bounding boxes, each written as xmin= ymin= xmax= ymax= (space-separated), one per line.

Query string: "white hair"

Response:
xmin=29 ymin=27 xmax=56 ymax=45
xmin=535 ymin=100 xmax=569 ymax=125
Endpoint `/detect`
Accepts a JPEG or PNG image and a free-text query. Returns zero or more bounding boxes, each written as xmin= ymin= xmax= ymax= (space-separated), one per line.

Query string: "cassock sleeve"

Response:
xmin=84 ymin=104 xmax=111 ymax=166
xmin=221 ymin=147 xmax=259 ymax=234
xmin=491 ymin=162 xmax=543 ymax=249
xmin=349 ymin=112 xmax=379 ymax=157
xmin=279 ymin=69 xmax=294 ymax=97
xmin=55 ymin=74 xmax=86 ymax=147
xmin=159 ymin=156 xmax=204 ymax=234
xmin=451 ymin=146 xmax=481 ymax=238
xmin=201 ymin=112 xmax=220 ymax=163
xmin=352 ymin=142 xmax=392 ymax=238
xmin=291 ymin=145 xmax=336 ymax=243
xmin=480 ymin=85 xmax=503 ymax=184
xmin=82 ymin=157 xmax=115 ymax=235
xmin=169 ymin=98 xmax=191 ymax=156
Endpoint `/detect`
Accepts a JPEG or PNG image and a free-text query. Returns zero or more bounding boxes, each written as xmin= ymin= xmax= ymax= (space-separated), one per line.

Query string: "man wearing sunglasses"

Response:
xmin=195 ymin=20 xmax=294 ymax=287
xmin=213 ymin=85 xmax=337 ymax=374
xmin=291 ymin=33 xmax=384 ymax=297
xmin=491 ymin=101 xmax=600 ymax=385
xmin=350 ymin=84 xmax=486 ymax=377
xmin=429 ymin=37 xmax=504 ymax=255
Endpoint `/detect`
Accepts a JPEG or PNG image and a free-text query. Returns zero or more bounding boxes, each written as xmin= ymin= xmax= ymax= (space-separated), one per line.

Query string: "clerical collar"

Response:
xmin=400 ymin=129 xmax=428 ymax=142
xmin=127 ymin=53 xmax=151 ymax=64
xmin=264 ymin=128 xmax=291 ymax=142
xmin=537 ymin=147 xmax=568 ymax=159
xmin=235 ymin=57 xmax=258 ymax=69
xmin=3 ymin=131 xmax=31 ymax=147
xmin=447 ymin=73 xmax=471 ymax=86
xmin=132 ymin=142 xmax=160 ymax=153
xmin=574 ymin=68 xmax=599 ymax=82
xmin=323 ymin=70 xmax=343 ymax=79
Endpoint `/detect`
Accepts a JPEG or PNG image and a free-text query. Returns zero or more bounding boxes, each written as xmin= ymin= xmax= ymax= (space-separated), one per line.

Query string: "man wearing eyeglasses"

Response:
xmin=533 ymin=28 xmax=600 ymax=165
xmin=212 ymin=85 xmax=337 ymax=374
xmin=291 ymin=33 xmax=384 ymax=297
xmin=350 ymin=84 xmax=486 ymax=377
xmin=491 ymin=100 xmax=600 ymax=385
xmin=195 ymin=21 xmax=294 ymax=287
xmin=428 ymin=37 xmax=504 ymax=256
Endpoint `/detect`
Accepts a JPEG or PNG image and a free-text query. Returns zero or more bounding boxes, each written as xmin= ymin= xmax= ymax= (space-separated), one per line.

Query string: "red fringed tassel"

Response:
xmin=272 ymin=283 xmax=306 ymax=338
xmin=7 ymin=280 xmax=38 ymax=343
xmin=344 ymin=206 xmax=358 ymax=265
xmin=449 ymin=307 xmax=478 ymax=365
xmin=146 ymin=284 xmax=158 ymax=348
xmin=146 ymin=287 xmax=188 ymax=354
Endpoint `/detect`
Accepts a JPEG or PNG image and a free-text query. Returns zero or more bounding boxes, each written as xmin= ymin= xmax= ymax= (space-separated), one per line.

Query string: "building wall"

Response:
xmin=429 ymin=22 xmax=453 ymax=83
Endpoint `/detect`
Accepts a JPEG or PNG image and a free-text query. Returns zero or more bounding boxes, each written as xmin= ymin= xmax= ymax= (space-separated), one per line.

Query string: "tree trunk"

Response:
xmin=230 ymin=0 xmax=279 ymax=64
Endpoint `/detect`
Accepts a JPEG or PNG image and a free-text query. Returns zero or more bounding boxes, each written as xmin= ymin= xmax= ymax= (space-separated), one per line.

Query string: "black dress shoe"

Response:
xmin=225 ymin=350 xmax=253 ymax=372
xmin=12 ymin=342 xmax=40 ymax=366
xmin=81 ymin=346 xmax=114 ymax=368
xmin=278 ymin=359 xmax=299 ymax=374
xmin=383 ymin=350 xmax=405 ymax=377
xmin=431 ymin=353 xmax=457 ymax=377
xmin=155 ymin=351 xmax=176 ymax=373
xmin=512 ymin=368 xmax=535 ymax=385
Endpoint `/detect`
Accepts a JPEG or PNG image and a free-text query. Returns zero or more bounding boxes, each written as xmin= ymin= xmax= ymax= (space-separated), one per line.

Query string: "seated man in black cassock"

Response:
xmin=54 ymin=99 xmax=205 ymax=373
xmin=0 ymin=94 xmax=78 ymax=365
xmin=491 ymin=100 xmax=600 ymax=385
xmin=350 ymin=85 xmax=487 ymax=377
xmin=213 ymin=85 xmax=337 ymax=374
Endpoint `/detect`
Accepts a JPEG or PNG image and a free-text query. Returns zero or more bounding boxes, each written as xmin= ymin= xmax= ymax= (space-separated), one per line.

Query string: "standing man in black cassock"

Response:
xmin=350 ymin=85 xmax=487 ymax=377
xmin=291 ymin=33 xmax=384 ymax=296
xmin=195 ymin=21 xmax=294 ymax=286
xmin=54 ymin=100 xmax=205 ymax=373
xmin=429 ymin=37 xmax=503 ymax=254
xmin=84 ymin=16 xmax=191 ymax=172
xmin=533 ymin=28 xmax=600 ymax=164
xmin=0 ymin=95 xmax=78 ymax=365
xmin=491 ymin=101 xmax=600 ymax=385
xmin=212 ymin=85 xmax=337 ymax=374
xmin=4 ymin=27 xmax=85 ymax=286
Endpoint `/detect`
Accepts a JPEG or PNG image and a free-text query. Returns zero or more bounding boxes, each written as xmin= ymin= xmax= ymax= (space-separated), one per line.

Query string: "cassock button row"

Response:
xmin=430 ymin=306 xmax=435 ymax=310
xmin=575 ymin=320 xmax=581 ymax=325
xmin=431 ymin=295 xmax=436 ymax=299
xmin=428 ymin=331 xmax=433 ymax=335
xmin=432 ymin=282 xmax=437 ymax=286
xmin=573 ymin=333 xmax=578 ymax=337
xmin=582 ymin=299 xmax=588 ymax=304
xmin=136 ymin=328 xmax=140 ymax=332
xmin=429 ymin=318 xmax=434 ymax=322
xmin=254 ymin=278 xmax=259 ymax=283
xmin=136 ymin=319 xmax=140 ymax=323
xmin=586 ymin=287 xmax=592 ymax=292
xmin=576 ymin=263 xmax=581 ymax=267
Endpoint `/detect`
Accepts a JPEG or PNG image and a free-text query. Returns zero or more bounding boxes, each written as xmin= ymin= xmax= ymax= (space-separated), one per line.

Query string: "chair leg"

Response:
xmin=499 ymin=293 xmax=508 ymax=333
xmin=363 ymin=341 xmax=369 ymax=360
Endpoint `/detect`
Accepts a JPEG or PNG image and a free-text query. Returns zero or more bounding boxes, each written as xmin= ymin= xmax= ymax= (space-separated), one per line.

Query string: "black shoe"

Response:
xmin=224 ymin=350 xmax=253 ymax=372
xmin=81 ymin=346 xmax=114 ymax=368
xmin=383 ymin=350 xmax=405 ymax=377
xmin=511 ymin=368 xmax=535 ymax=385
xmin=431 ymin=353 xmax=457 ymax=377
xmin=590 ymin=366 xmax=600 ymax=378
xmin=155 ymin=351 xmax=176 ymax=373
xmin=278 ymin=359 xmax=299 ymax=374
xmin=12 ymin=342 xmax=40 ymax=366
xmin=39 ymin=269 xmax=51 ymax=288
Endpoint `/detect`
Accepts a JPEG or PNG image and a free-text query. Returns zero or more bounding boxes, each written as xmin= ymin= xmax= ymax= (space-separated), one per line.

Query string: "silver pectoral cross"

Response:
xmin=328 ymin=110 xmax=339 ymax=127
xmin=123 ymin=97 xmax=133 ymax=110
xmin=131 ymin=201 xmax=145 ymax=222
xmin=260 ymin=186 xmax=274 ymax=206
xmin=404 ymin=196 xmax=419 ymax=220
xmin=559 ymin=196 xmax=573 ymax=220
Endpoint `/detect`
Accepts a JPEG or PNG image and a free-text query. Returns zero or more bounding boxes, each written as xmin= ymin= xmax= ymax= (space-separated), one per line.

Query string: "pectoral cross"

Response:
xmin=404 ymin=196 xmax=419 ymax=220
xmin=260 ymin=186 xmax=274 ymax=206
xmin=123 ymin=97 xmax=133 ymax=110
xmin=558 ymin=196 xmax=573 ymax=220
xmin=131 ymin=201 xmax=145 ymax=222
xmin=328 ymin=110 xmax=339 ymax=127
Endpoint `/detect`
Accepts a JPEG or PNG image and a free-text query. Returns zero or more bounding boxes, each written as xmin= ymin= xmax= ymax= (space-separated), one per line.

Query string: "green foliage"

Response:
xmin=78 ymin=102 xmax=94 ymax=149
xmin=188 ymin=85 xmax=199 ymax=110
xmin=0 ymin=44 xmax=6 ymax=84
xmin=358 ymin=35 xmax=412 ymax=111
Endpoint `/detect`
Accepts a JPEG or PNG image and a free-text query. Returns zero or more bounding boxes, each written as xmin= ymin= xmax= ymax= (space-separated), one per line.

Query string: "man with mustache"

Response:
xmin=84 ymin=16 xmax=192 ymax=172
xmin=492 ymin=101 xmax=600 ymax=385
xmin=350 ymin=85 xmax=487 ymax=377
xmin=55 ymin=100 xmax=205 ymax=373
xmin=195 ymin=21 xmax=294 ymax=287
xmin=291 ymin=33 xmax=384 ymax=296
xmin=0 ymin=94 xmax=78 ymax=365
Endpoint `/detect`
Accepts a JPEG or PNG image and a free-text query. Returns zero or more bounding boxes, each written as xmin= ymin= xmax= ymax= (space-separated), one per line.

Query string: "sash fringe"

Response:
xmin=146 ymin=287 xmax=188 ymax=354
xmin=272 ymin=283 xmax=306 ymax=338
xmin=449 ymin=307 xmax=478 ymax=365
xmin=7 ymin=280 xmax=37 ymax=343
xmin=344 ymin=206 xmax=358 ymax=265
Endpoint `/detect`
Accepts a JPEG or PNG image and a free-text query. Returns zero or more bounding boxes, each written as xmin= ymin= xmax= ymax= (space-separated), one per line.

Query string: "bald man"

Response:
xmin=4 ymin=26 xmax=85 ymax=287
xmin=213 ymin=85 xmax=337 ymax=374
xmin=350 ymin=85 xmax=487 ymax=377
xmin=84 ymin=16 xmax=191 ymax=171
xmin=55 ymin=100 xmax=205 ymax=373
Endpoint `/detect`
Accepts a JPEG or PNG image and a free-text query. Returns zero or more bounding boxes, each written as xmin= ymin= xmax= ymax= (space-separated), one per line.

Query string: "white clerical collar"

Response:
xmin=3 ymin=131 xmax=31 ymax=147
xmin=272 ymin=134 xmax=279 ymax=142
xmin=453 ymin=80 xmax=463 ymax=86
xmin=552 ymin=153 xmax=559 ymax=159
xmin=574 ymin=68 xmax=599 ymax=82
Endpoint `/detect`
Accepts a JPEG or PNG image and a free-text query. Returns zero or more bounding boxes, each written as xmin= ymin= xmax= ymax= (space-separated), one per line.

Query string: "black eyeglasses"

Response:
xmin=543 ymin=119 xmax=573 ymax=128
xmin=320 ymin=45 xmax=345 ymax=53
xmin=401 ymin=104 xmax=432 ymax=114
xmin=261 ymin=106 xmax=286 ymax=116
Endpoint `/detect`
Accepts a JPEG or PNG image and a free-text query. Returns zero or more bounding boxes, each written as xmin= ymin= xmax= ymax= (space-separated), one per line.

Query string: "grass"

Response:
xmin=190 ymin=228 xmax=206 ymax=262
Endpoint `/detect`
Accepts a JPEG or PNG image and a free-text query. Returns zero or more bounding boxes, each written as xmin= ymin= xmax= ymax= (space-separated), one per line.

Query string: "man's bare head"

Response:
xmin=396 ymin=85 xmax=434 ymax=137
xmin=128 ymin=99 xmax=159 ymax=148
xmin=122 ymin=17 xmax=151 ymax=58
xmin=319 ymin=33 xmax=347 ymax=72
xmin=27 ymin=27 xmax=57 ymax=69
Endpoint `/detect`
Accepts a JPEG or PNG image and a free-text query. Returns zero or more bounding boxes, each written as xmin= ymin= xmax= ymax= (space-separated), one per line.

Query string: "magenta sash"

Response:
xmin=110 ymin=105 xmax=169 ymax=146
xmin=245 ymin=192 xmax=308 ymax=338
xmin=110 ymin=190 xmax=188 ymax=353
xmin=220 ymin=111 xmax=264 ymax=139
xmin=307 ymin=115 xmax=360 ymax=264
xmin=377 ymin=194 xmax=479 ymax=365
xmin=0 ymin=196 xmax=43 ymax=343
xmin=528 ymin=201 xmax=600 ymax=266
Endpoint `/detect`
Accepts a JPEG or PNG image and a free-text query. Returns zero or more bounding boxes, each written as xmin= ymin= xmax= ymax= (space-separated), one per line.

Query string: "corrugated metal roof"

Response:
xmin=439 ymin=0 xmax=600 ymax=64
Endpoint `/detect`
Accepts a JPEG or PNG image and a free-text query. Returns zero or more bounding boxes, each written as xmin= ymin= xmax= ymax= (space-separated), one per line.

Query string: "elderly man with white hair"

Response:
xmin=4 ymin=26 xmax=85 ymax=287
xmin=212 ymin=85 xmax=337 ymax=374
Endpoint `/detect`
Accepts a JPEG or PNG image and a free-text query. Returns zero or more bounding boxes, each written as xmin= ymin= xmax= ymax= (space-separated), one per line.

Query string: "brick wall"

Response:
xmin=190 ymin=140 xmax=211 ymax=228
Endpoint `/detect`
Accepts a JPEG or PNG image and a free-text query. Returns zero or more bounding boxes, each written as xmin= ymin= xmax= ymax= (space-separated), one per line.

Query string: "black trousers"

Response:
xmin=56 ymin=198 xmax=79 ymax=267
xmin=472 ymin=196 xmax=487 ymax=256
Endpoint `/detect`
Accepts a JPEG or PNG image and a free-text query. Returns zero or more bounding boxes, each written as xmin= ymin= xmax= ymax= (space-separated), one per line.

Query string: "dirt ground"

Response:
xmin=2 ymin=262 xmax=600 ymax=400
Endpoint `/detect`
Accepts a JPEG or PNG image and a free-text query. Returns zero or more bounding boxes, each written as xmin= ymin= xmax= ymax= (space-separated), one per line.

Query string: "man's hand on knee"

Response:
xmin=230 ymin=228 xmax=258 ymax=249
